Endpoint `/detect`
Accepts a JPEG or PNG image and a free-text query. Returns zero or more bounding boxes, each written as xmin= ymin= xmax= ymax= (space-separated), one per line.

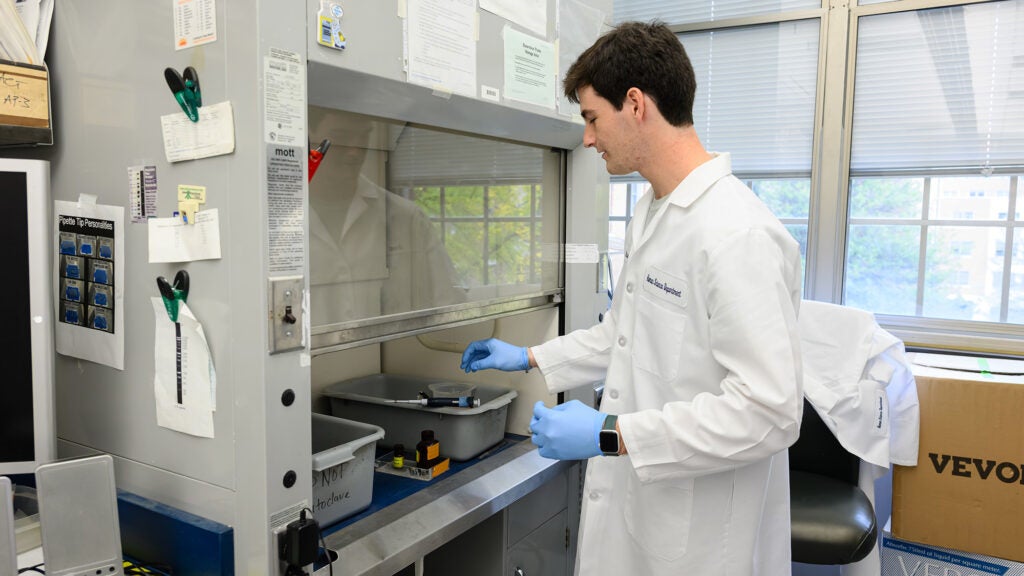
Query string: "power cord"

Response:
xmin=18 ymin=563 xmax=45 ymax=574
xmin=123 ymin=559 xmax=174 ymax=575
xmin=308 ymin=507 xmax=335 ymax=576
xmin=280 ymin=508 xmax=333 ymax=576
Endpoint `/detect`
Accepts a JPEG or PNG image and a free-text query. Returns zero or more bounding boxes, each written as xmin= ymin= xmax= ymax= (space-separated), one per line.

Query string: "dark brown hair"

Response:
xmin=563 ymin=21 xmax=696 ymax=127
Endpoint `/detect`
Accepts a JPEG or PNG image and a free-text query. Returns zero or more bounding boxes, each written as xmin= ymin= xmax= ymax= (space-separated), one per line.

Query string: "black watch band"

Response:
xmin=599 ymin=415 xmax=620 ymax=456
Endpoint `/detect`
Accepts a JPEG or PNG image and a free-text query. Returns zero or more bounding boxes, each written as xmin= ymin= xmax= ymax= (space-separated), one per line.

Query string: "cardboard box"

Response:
xmin=893 ymin=353 xmax=1024 ymax=563
xmin=881 ymin=530 xmax=1024 ymax=576
xmin=881 ymin=528 xmax=1024 ymax=575
xmin=0 ymin=61 xmax=49 ymax=128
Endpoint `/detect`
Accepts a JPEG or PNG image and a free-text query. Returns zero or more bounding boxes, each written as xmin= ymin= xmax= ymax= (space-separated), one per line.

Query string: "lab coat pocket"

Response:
xmin=624 ymin=476 xmax=694 ymax=561
xmin=632 ymin=294 xmax=685 ymax=381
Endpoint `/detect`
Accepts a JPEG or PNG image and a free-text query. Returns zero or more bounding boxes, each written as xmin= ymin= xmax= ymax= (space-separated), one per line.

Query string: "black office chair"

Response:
xmin=790 ymin=399 xmax=877 ymax=564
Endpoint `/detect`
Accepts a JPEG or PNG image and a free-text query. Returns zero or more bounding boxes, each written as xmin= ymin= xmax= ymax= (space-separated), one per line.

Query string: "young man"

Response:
xmin=461 ymin=21 xmax=803 ymax=575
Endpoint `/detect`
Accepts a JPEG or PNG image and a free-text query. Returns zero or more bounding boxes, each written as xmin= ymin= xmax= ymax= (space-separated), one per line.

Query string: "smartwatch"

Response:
xmin=599 ymin=415 xmax=620 ymax=456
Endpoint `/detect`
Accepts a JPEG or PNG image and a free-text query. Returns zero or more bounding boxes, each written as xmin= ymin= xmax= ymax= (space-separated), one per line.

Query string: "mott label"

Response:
xmin=928 ymin=453 xmax=1024 ymax=485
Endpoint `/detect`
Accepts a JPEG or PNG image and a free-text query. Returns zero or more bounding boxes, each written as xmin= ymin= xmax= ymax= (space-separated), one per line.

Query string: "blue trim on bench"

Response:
xmin=117 ymin=490 xmax=234 ymax=576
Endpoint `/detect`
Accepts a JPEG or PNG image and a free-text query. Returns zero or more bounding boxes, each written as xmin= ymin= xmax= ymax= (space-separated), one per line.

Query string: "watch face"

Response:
xmin=599 ymin=430 xmax=619 ymax=454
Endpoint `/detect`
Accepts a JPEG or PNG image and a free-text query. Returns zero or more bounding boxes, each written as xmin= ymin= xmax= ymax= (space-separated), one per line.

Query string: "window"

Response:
xmin=608 ymin=181 xmax=645 ymax=291
xmin=847 ymin=2 xmax=1024 ymax=328
xmin=610 ymin=0 xmax=1024 ymax=350
xmin=614 ymin=0 xmax=820 ymax=26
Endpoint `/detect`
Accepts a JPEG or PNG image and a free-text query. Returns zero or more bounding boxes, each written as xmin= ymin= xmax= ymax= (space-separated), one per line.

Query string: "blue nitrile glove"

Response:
xmin=530 ymin=400 xmax=605 ymax=460
xmin=460 ymin=338 xmax=530 ymax=373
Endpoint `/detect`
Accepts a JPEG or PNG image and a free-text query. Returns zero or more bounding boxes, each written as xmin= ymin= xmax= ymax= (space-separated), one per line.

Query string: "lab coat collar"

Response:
xmin=665 ymin=152 xmax=732 ymax=209
xmin=630 ymin=152 xmax=732 ymax=253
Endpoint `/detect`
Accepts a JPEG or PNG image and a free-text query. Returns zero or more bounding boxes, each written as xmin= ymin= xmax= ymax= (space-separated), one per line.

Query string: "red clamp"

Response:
xmin=308 ymin=139 xmax=331 ymax=182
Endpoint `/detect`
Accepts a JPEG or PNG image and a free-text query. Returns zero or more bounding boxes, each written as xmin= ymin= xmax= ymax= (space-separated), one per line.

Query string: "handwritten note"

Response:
xmin=0 ymin=62 xmax=48 ymax=127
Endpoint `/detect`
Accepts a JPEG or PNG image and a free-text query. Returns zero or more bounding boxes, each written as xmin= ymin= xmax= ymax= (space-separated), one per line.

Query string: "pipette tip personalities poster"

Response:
xmin=54 ymin=200 xmax=125 ymax=370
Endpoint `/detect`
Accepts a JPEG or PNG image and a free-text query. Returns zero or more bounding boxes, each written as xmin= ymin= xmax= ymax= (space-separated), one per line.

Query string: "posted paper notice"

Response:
xmin=406 ymin=0 xmax=477 ymax=97
xmin=148 ymin=209 xmax=222 ymax=263
xmin=152 ymin=298 xmax=216 ymax=438
xmin=503 ymin=27 xmax=555 ymax=109
xmin=161 ymin=101 xmax=235 ymax=163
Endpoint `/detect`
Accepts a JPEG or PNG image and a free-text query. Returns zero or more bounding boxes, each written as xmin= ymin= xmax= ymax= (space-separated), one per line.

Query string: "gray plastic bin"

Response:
xmin=323 ymin=374 xmax=517 ymax=461
xmin=311 ymin=413 xmax=385 ymax=526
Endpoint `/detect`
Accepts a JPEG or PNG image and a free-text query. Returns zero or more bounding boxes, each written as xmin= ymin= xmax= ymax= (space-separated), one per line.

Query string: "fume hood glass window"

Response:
xmin=846 ymin=1 xmax=1024 ymax=325
xmin=307 ymin=107 xmax=561 ymax=327
xmin=407 ymin=184 xmax=546 ymax=289
xmin=613 ymin=0 xmax=821 ymax=26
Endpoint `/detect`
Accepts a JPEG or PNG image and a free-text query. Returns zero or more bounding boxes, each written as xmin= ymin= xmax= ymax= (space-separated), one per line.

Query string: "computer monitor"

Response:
xmin=0 ymin=477 xmax=15 ymax=576
xmin=0 ymin=159 xmax=55 ymax=475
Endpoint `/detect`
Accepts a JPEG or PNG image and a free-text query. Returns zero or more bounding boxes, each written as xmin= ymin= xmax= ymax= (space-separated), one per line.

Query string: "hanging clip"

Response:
xmin=156 ymin=270 xmax=190 ymax=322
xmin=308 ymin=139 xmax=331 ymax=182
xmin=164 ymin=66 xmax=202 ymax=122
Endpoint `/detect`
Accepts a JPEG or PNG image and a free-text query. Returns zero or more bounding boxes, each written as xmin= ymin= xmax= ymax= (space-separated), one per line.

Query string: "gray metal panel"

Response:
xmin=306 ymin=0 xmax=588 ymax=149
xmin=563 ymin=147 xmax=610 ymax=343
xmin=44 ymin=0 xmax=235 ymax=489
xmin=58 ymin=439 xmax=235 ymax=526
xmin=507 ymin=466 xmax=568 ymax=545
xmin=307 ymin=62 xmax=583 ymax=150
xmin=36 ymin=1 xmax=314 ymax=572
xmin=246 ymin=4 xmax=314 ymax=575
xmin=305 ymin=0 xmax=406 ymax=83
xmin=508 ymin=509 xmax=569 ymax=576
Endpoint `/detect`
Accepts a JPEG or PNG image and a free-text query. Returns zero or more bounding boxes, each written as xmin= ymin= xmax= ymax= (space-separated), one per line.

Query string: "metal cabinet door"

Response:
xmin=507 ymin=509 xmax=568 ymax=576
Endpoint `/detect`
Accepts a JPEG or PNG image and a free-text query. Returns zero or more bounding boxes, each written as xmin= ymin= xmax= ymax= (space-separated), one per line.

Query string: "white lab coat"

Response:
xmin=799 ymin=300 xmax=919 ymax=470
xmin=533 ymin=153 xmax=803 ymax=576
xmin=798 ymin=300 xmax=920 ymax=576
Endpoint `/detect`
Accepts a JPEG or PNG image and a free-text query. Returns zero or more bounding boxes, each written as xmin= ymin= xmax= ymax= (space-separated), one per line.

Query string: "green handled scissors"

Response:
xmin=156 ymin=270 xmax=190 ymax=322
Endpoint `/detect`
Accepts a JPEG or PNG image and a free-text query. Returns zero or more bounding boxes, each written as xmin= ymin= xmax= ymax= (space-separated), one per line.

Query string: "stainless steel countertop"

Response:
xmin=318 ymin=440 xmax=571 ymax=576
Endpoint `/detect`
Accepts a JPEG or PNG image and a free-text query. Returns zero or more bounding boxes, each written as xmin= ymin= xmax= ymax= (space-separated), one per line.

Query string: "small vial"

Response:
xmin=416 ymin=430 xmax=440 ymax=467
xmin=392 ymin=444 xmax=405 ymax=469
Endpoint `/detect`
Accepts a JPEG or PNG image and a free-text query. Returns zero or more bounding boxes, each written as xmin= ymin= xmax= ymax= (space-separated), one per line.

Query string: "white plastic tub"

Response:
xmin=311 ymin=413 xmax=385 ymax=526
xmin=323 ymin=374 xmax=517 ymax=461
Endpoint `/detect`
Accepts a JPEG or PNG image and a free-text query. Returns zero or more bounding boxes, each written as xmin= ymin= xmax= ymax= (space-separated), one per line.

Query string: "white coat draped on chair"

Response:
xmin=798 ymin=300 xmax=921 ymax=576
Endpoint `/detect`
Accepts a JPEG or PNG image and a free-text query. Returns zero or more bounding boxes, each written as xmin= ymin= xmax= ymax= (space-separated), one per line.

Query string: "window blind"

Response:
xmin=680 ymin=19 xmax=820 ymax=174
xmin=851 ymin=1 xmax=1024 ymax=172
xmin=614 ymin=0 xmax=821 ymax=25
xmin=389 ymin=126 xmax=546 ymax=186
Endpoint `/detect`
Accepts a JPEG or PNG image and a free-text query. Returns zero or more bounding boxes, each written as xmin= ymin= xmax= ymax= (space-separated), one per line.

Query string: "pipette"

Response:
xmin=390 ymin=396 xmax=481 ymax=408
